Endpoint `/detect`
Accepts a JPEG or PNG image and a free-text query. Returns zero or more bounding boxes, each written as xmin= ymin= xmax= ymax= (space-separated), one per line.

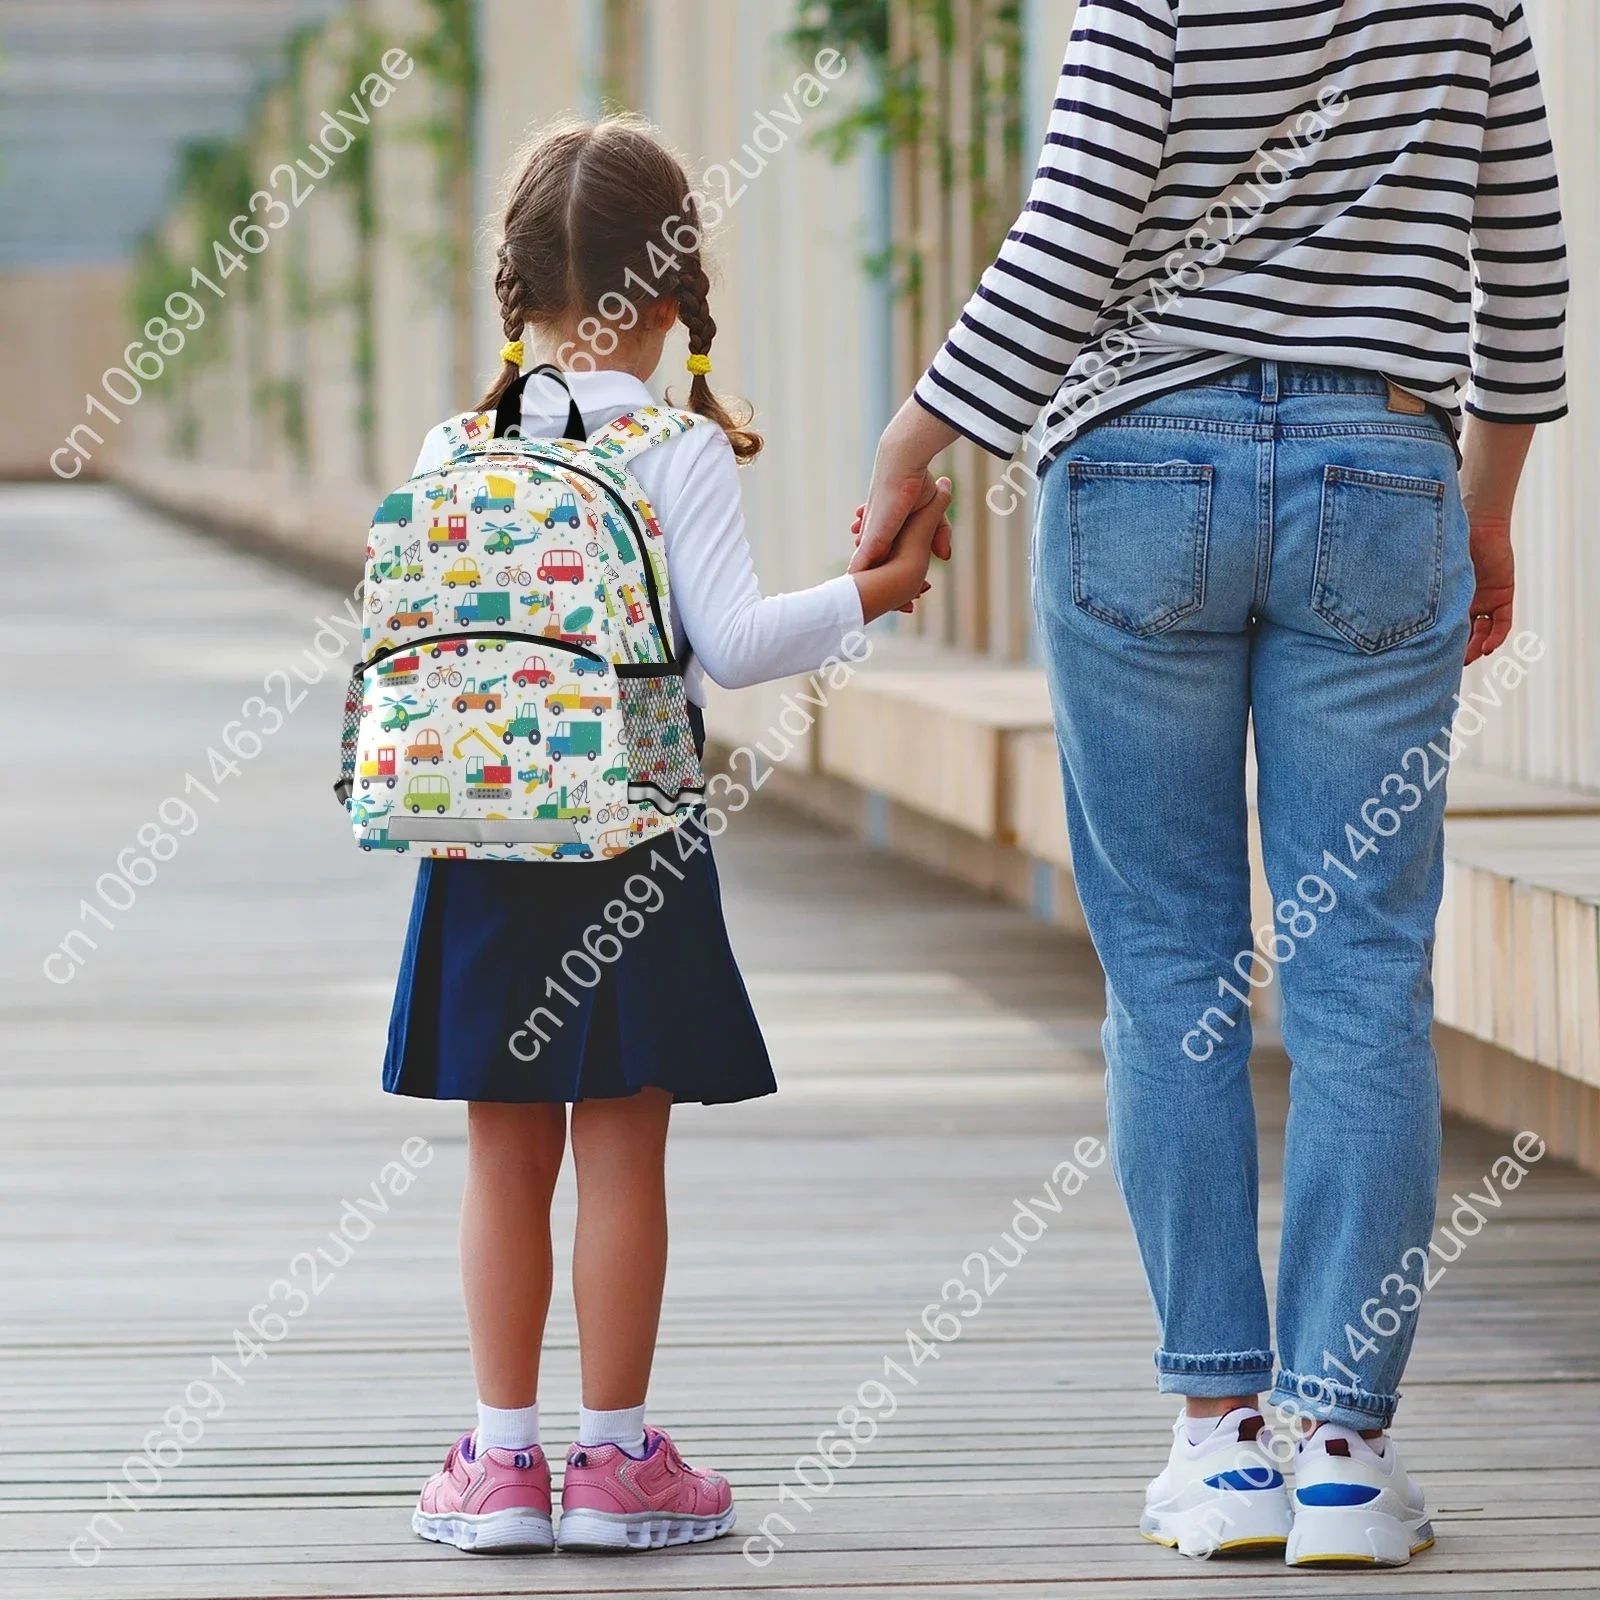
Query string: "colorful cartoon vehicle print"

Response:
xmin=442 ymin=558 xmax=480 ymax=589
xmin=519 ymin=591 xmax=553 ymax=617
xmin=600 ymin=512 xmax=637 ymax=565
xmin=570 ymin=654 xmax=606 ymax=678
xmin=620 ymin=583 xmax=646 ymax=625
xmin=537 ymin=548 xmax=585 ymax=584
xmin=454 ymin=591 xmax=512 ymax=627
xmin=633 ymin=500 xmax=663 ymax=539
xmin=371 ymin=545 xmax=425 ymax=584
xmin=471 ymin=474 xmax=518 ymax=514
xmin=543 ymin=621 xmax=598 ymax=649
xmin=595 ymin=800 xmax=630 ymax=825
xmin=496 ymin=564 xmax=534 ymax=588
xmin=406 ymin=729 xmax=444 ymax=765
xmin=404 ymin=774 xmax=451 ymax=814
xmin=460 ymin=412 xmax=490 ymax=442
xmin=422 ymin=481 xmax=457 ymax=510
xmin=534 ymin=786 xmax=591 ymax=823
xmin=482 ymin=522 xmax=536 ymax=555
xmin=375 ymin=492 xmax=413 ymax=527
xmin=465 ymin=756 xmax=512 ymax=796
xmin=359 ymin=822 xmax=410 ymax=852
xmin=381 ymin=695 xmax=435 ymax=732
xmin=601 ymin=758 xmax=628 ymax=785
xmin=548 ymin=718 xmax=603 ymax=761
xmin=540 ymin=494 xmax=581 ymax=530
xmin=550 ymin=840 xmax=594 ymax=860
xmin=425 ymin=660 xmax=463 ymax=689
xmin=513 ymin=655 xmax=555 ymax=689
xmin=598 ymin=823 xmax=641 ymax=858
xmin=428 ymin=513 xmax=470 ymax=551
xmin=453 ymin=676 xmax=506 ymax=714
xmin=545 ymin=681 xmax=613 ymax=716
xmin=501 ymin=702 xmax=542 ymax=744
xmin=376 ymin=652 xmax=420 ymax=684
xmin=360 ymin=747 xmax=397 ymax=789
xmin=516 ymin=762 xmax=552 ymax=791
xmin=386 ymin=595 xmax=436 ymax=629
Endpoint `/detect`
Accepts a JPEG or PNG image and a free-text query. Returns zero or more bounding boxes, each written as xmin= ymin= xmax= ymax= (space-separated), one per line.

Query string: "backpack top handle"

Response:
xmin=494 ymin=363 xmax=587 ymax=443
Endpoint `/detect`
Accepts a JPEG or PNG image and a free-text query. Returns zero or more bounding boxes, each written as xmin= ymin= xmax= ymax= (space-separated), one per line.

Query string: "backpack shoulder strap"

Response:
xmin=585 ymin=407 xmax=700 ymax=471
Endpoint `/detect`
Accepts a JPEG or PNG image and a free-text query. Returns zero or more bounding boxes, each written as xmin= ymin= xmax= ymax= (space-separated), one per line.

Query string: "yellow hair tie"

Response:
xmin=500 ymin=339 xmax=525 ymax=367
xmin=686 ymin=353 xmax=712 ymax=377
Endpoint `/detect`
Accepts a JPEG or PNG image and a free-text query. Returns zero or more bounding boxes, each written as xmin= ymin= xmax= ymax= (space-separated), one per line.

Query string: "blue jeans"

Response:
xmin=1034 ymin=360 xmax=1471 ymax=1430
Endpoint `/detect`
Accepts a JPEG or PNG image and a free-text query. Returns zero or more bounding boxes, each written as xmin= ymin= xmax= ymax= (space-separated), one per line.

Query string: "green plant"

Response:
xmin=407 ymin=0 xmax=480 ymax=405
xmin=326 ymin=20 xmax=384 ymax=474
xmin=790 ymin=0 xmax=1023 ymax=283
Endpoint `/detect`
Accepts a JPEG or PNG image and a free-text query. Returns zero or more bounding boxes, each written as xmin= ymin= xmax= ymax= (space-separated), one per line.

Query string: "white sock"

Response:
xmin=579 ymin=1403 xmax=647 ymax=1455
xmin=476 ymin=1401 xmax=540 ymax=1452
xmin=1182 ymin=1405 xmax=1256 ymax=1447
xmin=1183 ymin=1411 xmax=1226 ymax=1446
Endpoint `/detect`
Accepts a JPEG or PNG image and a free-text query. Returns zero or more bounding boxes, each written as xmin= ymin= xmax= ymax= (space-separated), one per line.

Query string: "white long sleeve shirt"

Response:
xmin=917 ymin=0 xmax=1568 ymax=460
xmin=412 ymin=370 xmax=863 ymax=705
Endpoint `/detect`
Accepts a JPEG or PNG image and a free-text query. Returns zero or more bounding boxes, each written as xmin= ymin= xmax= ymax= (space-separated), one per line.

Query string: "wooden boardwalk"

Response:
xmin=3 ymin=483 xmax=1598 ymax=1598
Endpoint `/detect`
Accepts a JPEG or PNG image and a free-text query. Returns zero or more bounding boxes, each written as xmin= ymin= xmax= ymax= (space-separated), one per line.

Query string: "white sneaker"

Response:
xmin=1286 ymin=1423 xmax=1433 ymax=1567
xmin=1139 ymin=1407 xmax=1293 ymax=1558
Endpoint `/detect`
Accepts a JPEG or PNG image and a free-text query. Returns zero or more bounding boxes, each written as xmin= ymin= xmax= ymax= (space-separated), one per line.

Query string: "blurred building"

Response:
xmin=5 ymin=0 xmax=1597 ymax=1167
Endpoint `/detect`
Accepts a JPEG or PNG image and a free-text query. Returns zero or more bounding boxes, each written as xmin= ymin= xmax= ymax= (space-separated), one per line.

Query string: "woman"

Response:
xmin=856 ymin=0 xmax=1565 ymax=1569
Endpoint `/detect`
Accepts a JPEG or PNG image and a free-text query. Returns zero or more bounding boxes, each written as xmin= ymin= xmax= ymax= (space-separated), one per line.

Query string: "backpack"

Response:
xmin=335 ymin=367 xmax=705 ymax=862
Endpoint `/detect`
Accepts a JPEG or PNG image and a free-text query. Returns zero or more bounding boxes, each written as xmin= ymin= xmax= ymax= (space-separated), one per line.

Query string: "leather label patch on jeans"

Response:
xmin=1385 ymin=379 xmax=1427 ymax=415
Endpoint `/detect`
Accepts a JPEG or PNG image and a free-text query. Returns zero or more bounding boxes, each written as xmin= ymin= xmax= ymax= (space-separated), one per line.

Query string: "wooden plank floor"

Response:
xmin=3 ymin=483 xmax=1599 ymax=1599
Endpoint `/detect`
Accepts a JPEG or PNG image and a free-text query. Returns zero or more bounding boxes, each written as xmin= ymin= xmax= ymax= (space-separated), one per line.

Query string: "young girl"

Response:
xmin=387 ymin=115 xmax=948 ymax=1555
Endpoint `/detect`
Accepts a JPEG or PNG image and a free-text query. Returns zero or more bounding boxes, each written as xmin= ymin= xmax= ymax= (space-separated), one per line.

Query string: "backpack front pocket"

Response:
xmin=1066 ymin=460 xmax=1212 ymax=637
xmin=1312 ymin=466 xmax=1445 ymax=652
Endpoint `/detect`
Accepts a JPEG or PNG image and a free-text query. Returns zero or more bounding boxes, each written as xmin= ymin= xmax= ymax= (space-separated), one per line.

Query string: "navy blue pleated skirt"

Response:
xmin=383 ymin=708 xmax=774 ymax=1105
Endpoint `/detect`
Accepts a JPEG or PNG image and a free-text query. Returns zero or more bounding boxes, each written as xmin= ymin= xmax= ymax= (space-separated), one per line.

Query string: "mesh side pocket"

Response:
xmin=620 ymin=674 xmax=705 ymax=814
xmin=334 ymin=668 xmax=363 ymax=806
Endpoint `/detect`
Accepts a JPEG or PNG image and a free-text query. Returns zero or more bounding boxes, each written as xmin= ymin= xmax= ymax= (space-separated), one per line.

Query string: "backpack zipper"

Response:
xmin=357 ymin=631 xmax=603 ymax=678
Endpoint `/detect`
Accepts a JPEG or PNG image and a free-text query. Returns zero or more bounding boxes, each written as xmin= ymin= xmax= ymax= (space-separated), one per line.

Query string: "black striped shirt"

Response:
xmin=915 ymin=0 xmax=1569 ymax=459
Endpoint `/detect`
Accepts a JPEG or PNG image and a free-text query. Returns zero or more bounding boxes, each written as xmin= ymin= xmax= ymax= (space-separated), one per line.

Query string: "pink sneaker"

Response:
xmin=557 ymin=1426 xmax=735 ymax=1550
xmin=412 ymin=1433 xmax=554 ymax=1552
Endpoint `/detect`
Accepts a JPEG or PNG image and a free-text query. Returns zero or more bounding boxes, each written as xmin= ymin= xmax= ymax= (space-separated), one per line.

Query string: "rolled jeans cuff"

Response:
xmin=1155 ymin=1348 xmax=1276 ymax=1397
xmin=1268 ymin=1369 xmax=1396 ymax=1431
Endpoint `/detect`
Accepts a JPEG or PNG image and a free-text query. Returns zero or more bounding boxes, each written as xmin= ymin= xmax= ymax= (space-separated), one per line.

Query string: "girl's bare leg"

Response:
xmin=570 ymin=1087 xmax=672 ymax=1409
xmin=460 ymin=1101 xmax=567 ymax=1408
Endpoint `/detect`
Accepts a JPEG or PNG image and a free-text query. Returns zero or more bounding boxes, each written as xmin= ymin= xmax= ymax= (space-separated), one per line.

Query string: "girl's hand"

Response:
xmin=851 ymin=478 xmax=952 ymax=624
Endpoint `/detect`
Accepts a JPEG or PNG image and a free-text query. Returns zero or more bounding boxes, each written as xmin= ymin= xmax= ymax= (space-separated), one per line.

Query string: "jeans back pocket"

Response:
xmin=1066 ymin=461 xmax=1212 ymax=637
xmin=1312 ymin=465 xmax=1445 ymax=652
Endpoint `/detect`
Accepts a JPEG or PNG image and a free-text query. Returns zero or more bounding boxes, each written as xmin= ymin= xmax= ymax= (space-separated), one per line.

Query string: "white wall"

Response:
xmin=1464 ymin=0 xmax=1599 ymax=793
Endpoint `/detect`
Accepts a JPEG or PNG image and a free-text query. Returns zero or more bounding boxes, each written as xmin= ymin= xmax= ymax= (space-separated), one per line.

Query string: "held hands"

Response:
xmin=849 ymin=476 xmax=953 ymax=624
xmin=851 ymin=398 xmax=962 ymax=576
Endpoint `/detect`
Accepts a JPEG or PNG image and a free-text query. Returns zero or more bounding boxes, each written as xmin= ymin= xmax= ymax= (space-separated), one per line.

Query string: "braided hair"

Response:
xmin=477 ymin=116 xmax=762 ymax=463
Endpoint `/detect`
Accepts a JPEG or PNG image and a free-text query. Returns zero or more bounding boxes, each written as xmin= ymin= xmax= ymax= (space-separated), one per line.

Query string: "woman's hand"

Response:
xmin=851 ymin=477 xmax=953 ymax=624
xmin=852 ymin=398 xmax=960 ymax=573
xmin=1465 ymin=518 xmax=1515 ymax=665
xmin=1459 ymin=417 xmax=1533 ymax=665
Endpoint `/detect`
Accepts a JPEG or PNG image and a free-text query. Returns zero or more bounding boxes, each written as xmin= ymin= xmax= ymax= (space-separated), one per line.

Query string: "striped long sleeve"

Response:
xmin=914 ymin=0 xmax=1178 ymax=458
xmin=915 ymin=0 xmax=1569 ymax=461
xmin=1467 ymin=1 xmax=1568 ymax=423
